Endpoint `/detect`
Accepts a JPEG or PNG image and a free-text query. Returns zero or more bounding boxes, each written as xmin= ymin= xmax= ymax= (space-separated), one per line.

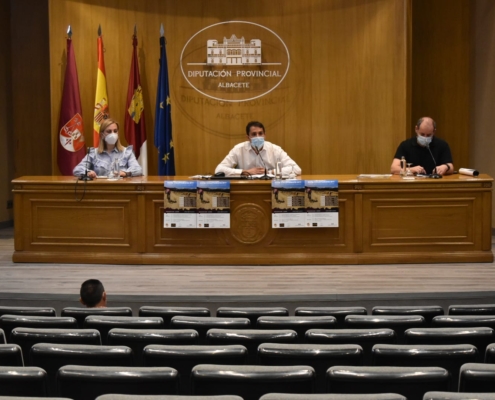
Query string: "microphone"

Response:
xmin=79 ymin=146 xmax=93 ymax=181
xmin=254 ymin=146 xmax=271 ymax=180
xmin=426 ymin=144 xmax=442 ymax=179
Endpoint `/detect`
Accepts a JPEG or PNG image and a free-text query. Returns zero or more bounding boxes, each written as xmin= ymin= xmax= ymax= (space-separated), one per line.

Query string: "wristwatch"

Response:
xmin=126 ymin=171 xmax=131 ymax=177
xmin=444 ymin=164 xmax=450 ymax=172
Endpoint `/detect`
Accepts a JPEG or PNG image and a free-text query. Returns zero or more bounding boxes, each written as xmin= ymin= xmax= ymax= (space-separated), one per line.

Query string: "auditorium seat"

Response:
xmin=31 ymin=343 xmax=133 ymax=396
xmin=0 ymin=315 xmax=78 ymax=343
xmin=84 ymin=316 xmax=165 ymax=344
xmin=107 ymin=328 xmax=199 ymax=366
xmin=424 ymin=392 xmax=495 ymax=399
xmin=345 ymin=315 xmax=426 ymax=343
xmin=191 ymin=364 xmax=315 ymax=400
xmin=206 ymin=329 xmax=297 ymax=363
xmin=306 ymin=328 xmax=396 ymax=365
xmin=372 ymin=305 xmax=444 ymax=326
xmin=372 ymin=343 xmax=478 ymax=390
xmin=0 ymin=366 xmax=48 ymax=396
xmin=0 ymin=329 xmax=5 ymax=344
xmin=448 ymin=304 xmax=495 ymax=315
xmin=459 ymin=363 xmax=495 ymax=392
xmin=143 ymin=344 xmax=248 ymax=394
xmin=10 ymin=327 xmax=101 ymax=365
xmin=96 ymin=395 xmax=243 ymax=400
xmin=432 ymin=315 xmax=495 ymax=329
xmin=170 ymin=317 xmax=250 ymax=344
xmin=404 ymin=327 xmax=495 ymax=361
xmin=256 ymin=316 xmax=337 ymax=342
xmin=327 ymin=365 xmax=450 ymax=399
xmin=295 ymin=306 xmax=368 ymax=327
xmin=139 ymin=306 xmax=211 ymax=327
xmin=0 ymin=306 xmax=56 ymax=318
xmin=62 ymin=307 xmax=133 ymax=328
xmin=260 ymin=394 xmax=407 ymax=400
xmin=485 ymin=343 xmax=495 ymax=363
xmin=56 ymin=365 xmax=179 ymax=400
xmin=0 ymin=344 xmax=23 ymax=366
xmin=258 ymin=343 xmax=363 ymax=393
xmin=216 ymin=307 xmax=289 ymax=326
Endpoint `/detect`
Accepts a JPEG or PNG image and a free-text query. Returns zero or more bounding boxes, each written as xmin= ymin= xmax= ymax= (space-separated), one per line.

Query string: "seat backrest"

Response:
xmin=216 ymin=307 xmax=289 ymax=326
xmin=107 ymin=328 xmax=199 ymax=366
xmin=0 ymin=344 xmax=24 ymax=366
xmin=459 ymin=363 xmax=495 ymax=392
xmin=0 ymin=366 xmax=48 ymax=396
xmin=191 ymin=364 xmax=315 ymax=400
xmin=57 ymin=365 xmax=179 ymax=400
xmin=62 ymin=307 xmax=133 ymax=328
xmin=0 ymin=328 xmax=5 ymax=344
xmin=139 ymin=306 xmax=211 ymax=327
xmin=96 ymin=394 xmax=243 ymax=400
xmin=143 ymin=344 xmax=248 ymax=394
xmin=83 ymin=316 xmax=164 ymax=344
xmin=256 ymin=316 xmax=337 ymax=342
xmin=424 ymin=392 xmax=495 ymax=400
xmin=0 ymin=315 xmax=78 ymax=343
xmin=295 ymin=307 xmax=367 ymax=327
xmin=448 ymin=304 xmax=495 ymax=315
xmin=0 ymin=307 xmax=56 ymax=318
xmin=372 ymin=306 xmax=444 ymax=326
xmin=170 ymin=317 xmax=250 ymax=344
xmin=10 ymin=327 xmax=101 ymax=365
xmin=485 ymin=343 xmax=495 ymax=363
xmin=260 ymin=394 xmax=407 ymax=400
xmin=432 ymin=315 xmax=495 ymax=330
xmin=327 ymin=365 xmax=450 ymax=399
xmin=258 ymin=343 xmax=363 ymax=393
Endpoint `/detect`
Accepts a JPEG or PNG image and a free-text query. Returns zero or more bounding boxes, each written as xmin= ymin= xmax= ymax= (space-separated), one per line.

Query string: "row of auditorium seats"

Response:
xmin=1 ymin=362 xmax=495 ymax=399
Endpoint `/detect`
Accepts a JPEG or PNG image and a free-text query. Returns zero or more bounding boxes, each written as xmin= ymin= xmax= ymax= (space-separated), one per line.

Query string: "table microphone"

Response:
xmin=254 ymin=146 xmax=271 ymax=180
xmin=79 ymin=147 xmax=93 ymax=181
xmin=426 ymin=144 xmax=442 ymax=179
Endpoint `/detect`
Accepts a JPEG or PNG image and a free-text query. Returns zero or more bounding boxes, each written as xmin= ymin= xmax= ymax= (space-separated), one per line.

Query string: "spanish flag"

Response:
xmin=93 ymin=25 xmax=109 ymax=147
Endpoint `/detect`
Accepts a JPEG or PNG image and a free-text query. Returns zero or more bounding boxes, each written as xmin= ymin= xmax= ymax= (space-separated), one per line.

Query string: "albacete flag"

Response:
xmin=93 ymin=25 xmax=109 ymax=147
xmin=57 ymin=28 xmax=86 ymax=175
xmin=154 ymin=25 xmax=175 ymax=175
xmin=125 ymin=30 xmax=147 ymax=175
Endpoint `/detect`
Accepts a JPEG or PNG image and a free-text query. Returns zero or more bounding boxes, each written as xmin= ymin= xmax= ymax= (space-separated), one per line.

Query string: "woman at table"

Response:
xmin=73 ymin=118 xmax=143 ymax=179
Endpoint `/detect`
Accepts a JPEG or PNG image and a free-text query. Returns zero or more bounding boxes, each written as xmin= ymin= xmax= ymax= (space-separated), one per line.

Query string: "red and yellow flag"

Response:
xmin=93 ymin=26 xmax=109 ymax=147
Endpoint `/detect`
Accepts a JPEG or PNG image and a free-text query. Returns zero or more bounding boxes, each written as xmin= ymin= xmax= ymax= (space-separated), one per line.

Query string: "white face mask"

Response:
xmin=104 ymin=133 xmax=118 ymax=145
xmin=417 ymin=135 xmax=432 ymax=147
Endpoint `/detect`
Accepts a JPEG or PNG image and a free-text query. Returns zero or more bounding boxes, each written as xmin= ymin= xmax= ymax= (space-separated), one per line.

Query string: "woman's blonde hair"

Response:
xmin=97 ymin=118 xmax=125 ymax=153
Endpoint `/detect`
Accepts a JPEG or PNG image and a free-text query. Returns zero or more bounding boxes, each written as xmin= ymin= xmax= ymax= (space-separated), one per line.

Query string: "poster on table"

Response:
xmin=197 ymin=180 xmax=230 ymax=228
xmin=304 ymin=180 xmax=339 ymax=227
xmin=271 ymin=180 xmax=306 ymax=228
xmin=163 ymin=181 xmax=198 ymax=228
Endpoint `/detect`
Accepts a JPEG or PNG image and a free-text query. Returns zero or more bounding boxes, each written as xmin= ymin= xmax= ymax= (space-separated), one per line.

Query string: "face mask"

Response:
xmin=417 ymin=135 xmax=432 ymax=147
xmin=104 ymin=133 xmax=118 ymax=145
xmin=251 ymin=136 xmax=264 ymax=150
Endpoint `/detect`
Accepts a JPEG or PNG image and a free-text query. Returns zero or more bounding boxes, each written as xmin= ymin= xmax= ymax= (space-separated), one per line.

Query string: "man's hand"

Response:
xmin=87 ymin=171 xmax=97 ymax=178
xmin=242 ymin=167 xmax=266 ymax=176
xmin=410 ymin=165 xmax=426 ymax=175
xmin=434 ymin=164 xmax=449 ymax=176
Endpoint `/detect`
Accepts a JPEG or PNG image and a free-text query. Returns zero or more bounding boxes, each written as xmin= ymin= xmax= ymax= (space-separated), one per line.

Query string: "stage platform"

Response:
xmin=1 ymin=227 xmax=494 ymax=315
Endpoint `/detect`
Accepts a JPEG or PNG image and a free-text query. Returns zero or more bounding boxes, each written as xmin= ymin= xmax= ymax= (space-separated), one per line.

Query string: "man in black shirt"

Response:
xmin=391 ymin=117 xmax=454 ymax=176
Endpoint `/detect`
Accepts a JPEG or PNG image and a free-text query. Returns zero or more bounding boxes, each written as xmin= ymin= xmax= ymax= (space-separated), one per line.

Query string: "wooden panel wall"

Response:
xmin=48 ymin=0 xmax=409 ymax=176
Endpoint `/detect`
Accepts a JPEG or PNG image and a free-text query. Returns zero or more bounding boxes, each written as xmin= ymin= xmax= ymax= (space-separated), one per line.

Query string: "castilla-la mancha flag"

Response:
xmin=93 ymin=26 xmax=110 ymax=147
xmin=57 ymin=32 xmax=86 ymax=175
xmin=125 ymin=30 xmax=147 ymax=175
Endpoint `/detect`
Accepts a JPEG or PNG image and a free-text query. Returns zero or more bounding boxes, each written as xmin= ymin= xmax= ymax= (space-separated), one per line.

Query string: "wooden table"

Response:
xmin=12 ymin=175 xmax=493 ymax=265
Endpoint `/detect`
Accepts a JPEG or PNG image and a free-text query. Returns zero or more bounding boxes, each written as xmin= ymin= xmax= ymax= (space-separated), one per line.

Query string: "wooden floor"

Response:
xmin=1 ymin=227 xmax=494 ymax=313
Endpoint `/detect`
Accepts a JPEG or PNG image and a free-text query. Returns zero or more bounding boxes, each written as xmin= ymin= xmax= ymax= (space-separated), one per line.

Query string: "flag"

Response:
xmin=93 ymin=25 xmax=110 ymax=147
xmin=125 ymin=28 xmax=147 ymax=175
xmin=154 ymin=25 xmax=175 ymax=175
xmin=57 ymin=27 xmax=86 ymax=175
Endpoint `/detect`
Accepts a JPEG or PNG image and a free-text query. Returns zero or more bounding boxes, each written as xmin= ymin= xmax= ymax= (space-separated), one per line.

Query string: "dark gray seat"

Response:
xmin=261 ymin=394 xmax=407 ymax=400
xmin=62 ymin=307 xmax=133 ymax=328
xmin=206 ymin=329 xmax=297 ymax=363
xmin=97 ymin=395 xmax=243 ymax=400
xmin=306 ymin=328 xmax=396 ymax=365
xmin=372 ymin=306 xmax=444 ymax=326
xmin=295 ymin=307 xmax=367 ymax=328
xmin=170 ymin=317 xmax=250 ymax=344
xmin=10 ymin=327 xmax=101 ymax=365
xmin=83 ymin=316 xmax=164 ymax=344
xmin=0 ymin=307 xmax=56 ymax=318
xmin=432 ymin=315 xmax=495 ymax=330
xmin=485 ymin=343 xmax=495 ymax=363
xmin=459 ymin=363 xmax=495 ymax=392
xmin=372 ymin=343 xmax=478 ymax=390
xmin=0 ymin=315 xmax=78 ymax=343
xmin=256 ymin=316 xmax=337 ymax=342
xmin=0 ymin=344 xmax=23 ymax=366
xmin=107 ymin=328 xmax=199 ymax=366
xmin=216 ymin=307 xmax=289 ymax=326
xmin=31 ymin=343 xmax=134 ymax=396
xmin=0 ymin=329 xmax=5 ymax=344
xmin=424 ymin=392 xmax=495 ymax=400
xmin=258 ymin=343 xmax=363 ymax=393
xmin=56 ymin=365 xmax=179 ymax=400
xmin=191 ymin=364 xmax=315 ymax=400
xmin=0 ymin=366 xmax=48 ymax=396
xmin=143 ymin=344 xmax=248 ymax=394
xmin=327 ymin=366 xmax=450 ymax=400
xmin=345 ymin=315 xmax=426 ymax=343
xmin=448 ymin=304 xmax=495 ymax=315
xmin=139 ymin=306 xmax=211 ymax=327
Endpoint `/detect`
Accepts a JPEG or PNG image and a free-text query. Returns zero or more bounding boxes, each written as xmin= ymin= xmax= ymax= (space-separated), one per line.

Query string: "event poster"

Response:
xmin=197 ymin=181 xmax=230 ymax=228
xmin=163 ymin=181 xmax=197 ymax=228
xmin=304 ymin=180 xmax=339 ymax=227
xmin=271 ymin=180 xmax=306 ymax=228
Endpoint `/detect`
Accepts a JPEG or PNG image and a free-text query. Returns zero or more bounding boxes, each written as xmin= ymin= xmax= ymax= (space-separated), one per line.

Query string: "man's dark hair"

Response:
xmin=80 ymin=279 xmax=105 ymax=307
xmin=246 ymin=121 xmax=265 ymax=135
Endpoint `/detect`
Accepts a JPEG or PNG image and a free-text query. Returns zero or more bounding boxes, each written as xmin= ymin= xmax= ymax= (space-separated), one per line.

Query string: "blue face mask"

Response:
xmin=251 ymin=136 xmax=265 ymax=150
xmin=417 ymin=135 xmax=432 ymax=147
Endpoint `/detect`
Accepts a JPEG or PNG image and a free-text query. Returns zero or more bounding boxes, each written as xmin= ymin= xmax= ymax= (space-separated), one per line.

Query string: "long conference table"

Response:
xmin=12 ymin=174 xmax=493 ymax=265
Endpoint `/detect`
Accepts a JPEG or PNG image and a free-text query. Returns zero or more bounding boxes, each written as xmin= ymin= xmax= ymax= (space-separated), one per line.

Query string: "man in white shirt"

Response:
xmin=215 ymin=121 xmax=302 ymax=177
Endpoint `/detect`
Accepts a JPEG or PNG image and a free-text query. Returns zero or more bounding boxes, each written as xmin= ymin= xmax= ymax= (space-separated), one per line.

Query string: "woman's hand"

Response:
xmin=88 ymin=171 xmax=97 ymax=178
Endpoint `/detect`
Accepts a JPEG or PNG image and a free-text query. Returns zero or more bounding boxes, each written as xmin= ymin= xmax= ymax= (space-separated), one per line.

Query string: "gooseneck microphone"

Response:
xmin=79 ymin=146 xmax=93 ymax=181
xmin=426 ymin=144 xmax=442 ymax=179
xmin=254 ymin=146 xmax=271 ymax=180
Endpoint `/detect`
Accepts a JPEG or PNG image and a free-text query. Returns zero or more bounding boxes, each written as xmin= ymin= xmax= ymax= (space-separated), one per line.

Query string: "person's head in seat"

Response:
xmin=79 ymin=279 xmax=107 ymax=308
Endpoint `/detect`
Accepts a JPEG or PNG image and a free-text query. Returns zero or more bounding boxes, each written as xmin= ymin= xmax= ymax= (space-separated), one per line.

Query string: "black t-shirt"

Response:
xmin=394 ymin=136 xmax=453 ymax=174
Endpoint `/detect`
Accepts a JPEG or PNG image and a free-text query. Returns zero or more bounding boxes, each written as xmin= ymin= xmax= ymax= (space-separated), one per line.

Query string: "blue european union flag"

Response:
xmin=154 ymin=33 xmax=175 ymax=175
